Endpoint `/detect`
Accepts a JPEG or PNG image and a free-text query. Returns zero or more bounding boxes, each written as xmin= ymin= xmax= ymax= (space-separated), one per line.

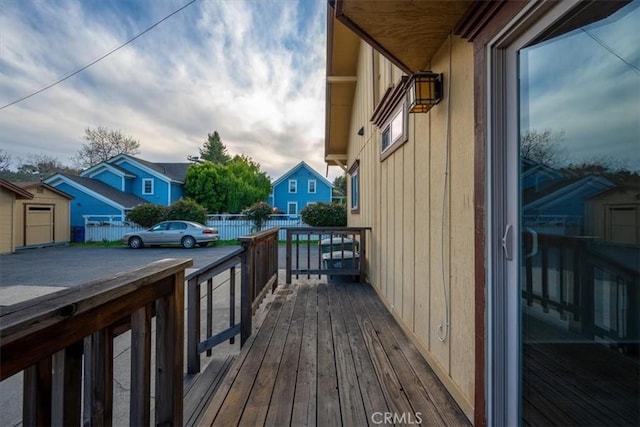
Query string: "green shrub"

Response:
xmin=243 ymin=201 xmax=273 ymax=231
xmin=127 ymin=204 xmax=167 ymax=228
xmin=300 ymin=202 xmax=347 ymax=227
xmin=165 ymin=198 xmax=207 ymax=224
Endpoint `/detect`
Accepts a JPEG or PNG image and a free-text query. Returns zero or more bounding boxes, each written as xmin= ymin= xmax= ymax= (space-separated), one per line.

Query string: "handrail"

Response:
xmin=186 ymin=228 xmax=279 ymax=374
xmin=0 ymin=258 xmax=192 ymax=426
xmin=285 ymin=227 xmax=370 ymax=284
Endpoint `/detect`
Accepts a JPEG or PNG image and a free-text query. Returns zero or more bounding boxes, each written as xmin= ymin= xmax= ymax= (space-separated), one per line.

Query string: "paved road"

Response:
xmin=0 ymin=244 xmax=242 ymax=288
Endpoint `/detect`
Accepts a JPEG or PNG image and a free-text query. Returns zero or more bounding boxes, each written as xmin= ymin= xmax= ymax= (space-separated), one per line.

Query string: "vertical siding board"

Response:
xmin=393 ymin=151 xmax=404 ymax=315
xmin=403 ymin=125 xmax=416 ymax=330
xmin=447 ymin=37 xmax=476 ymax=402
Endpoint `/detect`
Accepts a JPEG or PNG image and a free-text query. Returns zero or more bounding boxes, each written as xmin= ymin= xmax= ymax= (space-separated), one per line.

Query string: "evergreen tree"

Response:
xmin=199 ymin=131 xmax=231 ymax=164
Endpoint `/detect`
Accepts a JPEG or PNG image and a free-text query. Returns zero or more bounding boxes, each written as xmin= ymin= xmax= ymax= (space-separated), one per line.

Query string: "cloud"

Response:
xmin=0 ymin=0 xmax=336 ymax=180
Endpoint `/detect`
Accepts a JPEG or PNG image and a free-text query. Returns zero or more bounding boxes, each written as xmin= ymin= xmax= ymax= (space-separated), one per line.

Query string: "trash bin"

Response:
xmin=72 ymin=226 xmax=85 ymax=243
xmin=322 ymin=250 xmax=360 ymax=282
xmin=319 ymin=236 xmax=356 ymax=254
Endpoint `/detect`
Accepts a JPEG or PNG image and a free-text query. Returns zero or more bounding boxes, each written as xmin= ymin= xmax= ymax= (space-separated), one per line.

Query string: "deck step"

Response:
xmin=183 ymin=354 xmax=236 ymax=427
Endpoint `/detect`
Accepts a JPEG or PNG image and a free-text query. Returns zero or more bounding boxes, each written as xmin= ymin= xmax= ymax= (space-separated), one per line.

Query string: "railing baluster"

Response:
xmin=187 ymin=276 xmax=201 ymax=375
xmin=87 ymin=327 xmax=114 ymax=427
xmin=130 ymin=306 xmax=151 ymax=427
xmin=207 ymin=278 xmax=213 ymax=356
xmin=230 ymin=266 xmax=236 ymax=345
xmin=23 ymin=356 xmax=52 ymax=427
xmin=52 ymin=340 xmax=83 ymax=427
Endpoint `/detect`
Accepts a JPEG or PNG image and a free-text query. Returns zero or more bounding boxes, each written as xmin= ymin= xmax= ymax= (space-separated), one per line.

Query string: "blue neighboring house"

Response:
xmin=45 ymin=154 xmax=190 ymax=227
xmin=268 ymin=161 xmax=333 ymax=215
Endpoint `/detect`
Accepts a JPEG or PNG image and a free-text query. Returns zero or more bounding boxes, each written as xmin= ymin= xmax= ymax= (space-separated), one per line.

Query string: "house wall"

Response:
xmin=114 ymin=160 xmax=170 ymax=205
xmin=586 ymin=189 xmax=640 ymax=244
xmin=170 ymin=182 xmax=184 ymax=204
xmin=13 ymin=187 xmax=71 ymax=246
xmin=53 ymin=182 xmax=122 ymax=227
xmin=346 ymin=37 xmax=476 ymax=418
xmin=92 ymin=169 xmax=124 ymax=191
xmin=272 ymin=167 xmax=332 ymax=214
xmin=0 ymin=187 xmax=16 ymax=254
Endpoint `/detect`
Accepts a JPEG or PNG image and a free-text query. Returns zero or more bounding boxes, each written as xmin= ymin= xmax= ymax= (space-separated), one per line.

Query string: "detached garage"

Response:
xmin=13 ymin=182 xmax=73 ymax=249
xmin=0 ymin=179 xmax=34 ymax=254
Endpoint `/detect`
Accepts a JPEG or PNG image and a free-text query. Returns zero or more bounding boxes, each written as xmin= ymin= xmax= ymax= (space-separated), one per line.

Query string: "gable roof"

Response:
xmin=80 ymin=162 xmax=136 ymax=179
xmin=16 ymin=182 xmax=74 ymax=199
xmin=0 ymin=178 xmax=33 ymax=199
xmin=108 ymin=155 xmax=190 ymax=182
xmin=46 ymin=174 xmax=148 ymax=208
xmin=272 ymin=161 xmax=333 ymax=188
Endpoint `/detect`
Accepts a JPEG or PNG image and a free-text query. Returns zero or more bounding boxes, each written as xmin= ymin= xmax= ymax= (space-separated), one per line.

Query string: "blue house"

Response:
xmin=45 ymin=155 xmax=190 ymax=227
xmin=268 ymin=161 xmax=333 ymax=215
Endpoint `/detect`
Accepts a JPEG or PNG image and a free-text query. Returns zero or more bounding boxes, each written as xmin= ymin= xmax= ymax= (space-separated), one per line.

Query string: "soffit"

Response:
xmin=335 ymin=0 xmax=475 ymax=74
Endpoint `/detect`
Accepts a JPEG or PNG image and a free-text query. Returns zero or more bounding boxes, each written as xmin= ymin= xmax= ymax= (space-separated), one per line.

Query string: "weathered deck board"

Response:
xmin=201 ymin=280 xmax=470 ymax=427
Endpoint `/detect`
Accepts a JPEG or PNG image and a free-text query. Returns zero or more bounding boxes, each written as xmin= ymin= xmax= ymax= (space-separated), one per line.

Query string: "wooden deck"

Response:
xmin=197 ymin=279 xmax=470 ymax=427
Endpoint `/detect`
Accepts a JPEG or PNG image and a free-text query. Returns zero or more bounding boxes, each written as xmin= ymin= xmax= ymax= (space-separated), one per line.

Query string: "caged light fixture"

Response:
xmin=406 ymin=72 xmax=443 ymax=113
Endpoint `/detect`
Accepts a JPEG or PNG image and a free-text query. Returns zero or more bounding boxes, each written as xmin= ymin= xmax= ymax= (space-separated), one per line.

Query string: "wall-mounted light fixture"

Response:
xmin=357 ymin=126 xmax=364 ymax=136
xmin=407 ymin=72 xmax=443 ymax=113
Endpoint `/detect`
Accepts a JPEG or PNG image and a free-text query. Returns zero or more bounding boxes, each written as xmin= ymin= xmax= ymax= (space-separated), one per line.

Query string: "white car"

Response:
xmin=122 ymin=220 xmax=219 ymax=249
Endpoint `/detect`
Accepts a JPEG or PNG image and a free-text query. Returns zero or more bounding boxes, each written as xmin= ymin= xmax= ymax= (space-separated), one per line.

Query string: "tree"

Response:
xmin=300 ymin=202 xmax=347 ymax=227
xmin=184 ymin=155 xmax=272 ymax=213
xmin=520 ymin=129 xmax=566 ymax=167
xmin=243 ymin=201 xmax=273 ymax=231
xmin=0 ymin=154 xmax=81 ymax=181
xmin=333 ymin=174 xmax=347 ymax=194
xmin=165 ymin=198 xmax=207 ymax=224
xmin=0 ymin=149 xmax=12 ymax=171
xmin=199 ymin=131 xmax=230 ymax=164
xmin=72 ymin=126 xmax=140 ymax=169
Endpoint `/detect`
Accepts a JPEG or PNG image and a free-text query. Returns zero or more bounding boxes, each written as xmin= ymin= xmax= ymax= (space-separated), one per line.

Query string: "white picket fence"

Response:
xmin=81 ymin=214 xmax=310 ymax=242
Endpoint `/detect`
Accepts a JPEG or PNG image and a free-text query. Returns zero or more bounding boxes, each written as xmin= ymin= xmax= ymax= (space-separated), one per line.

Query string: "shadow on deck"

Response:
xmin=197 ymin=278 xmax=470 ymax=427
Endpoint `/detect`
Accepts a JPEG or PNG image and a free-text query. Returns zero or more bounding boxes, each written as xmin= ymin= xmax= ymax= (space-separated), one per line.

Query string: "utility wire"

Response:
xmin=580 ymin=28 xmax=640 ymax=75
xmin=1 ymin=0 xmax=198 ymax=110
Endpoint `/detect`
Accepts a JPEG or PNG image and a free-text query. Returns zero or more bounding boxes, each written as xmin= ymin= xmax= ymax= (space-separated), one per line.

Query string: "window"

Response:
xmin=371 ymin=78 xmax=409 ymax=161
xmin=348 ymin=160 xmax=360 ymax=213
xmin=287 ymin=202 xmax=298 ymax=215
xmin=288 ymin=179 xmax=297 ymax=193
xmin=168 ymin=222 xmax=187 ymax=230
xmin=308 ymin=180 xmax=316 ymax=193
xmin=381 ymin=105 xmax=406 ymax=155
xmin=142 ymin=178 xmax=154 ymax=195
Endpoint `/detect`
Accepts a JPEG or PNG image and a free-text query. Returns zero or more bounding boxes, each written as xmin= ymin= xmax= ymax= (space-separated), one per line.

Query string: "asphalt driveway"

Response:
xmin=0 ymin=244 xmax=242 ymax=288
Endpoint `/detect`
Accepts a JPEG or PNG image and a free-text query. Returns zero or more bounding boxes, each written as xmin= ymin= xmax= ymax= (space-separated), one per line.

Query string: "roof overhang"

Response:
xmin=334 ymin=0 xmax=475 ymax=74
xmin=325 ymin=3 xmax=360 ymax=167
xmin=325 ymin=0 xmax=480 ymax=165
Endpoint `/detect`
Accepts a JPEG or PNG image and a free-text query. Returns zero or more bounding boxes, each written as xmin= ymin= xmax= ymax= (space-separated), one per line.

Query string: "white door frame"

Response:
xmin=485 ymin=1 xmax=580 ymax=425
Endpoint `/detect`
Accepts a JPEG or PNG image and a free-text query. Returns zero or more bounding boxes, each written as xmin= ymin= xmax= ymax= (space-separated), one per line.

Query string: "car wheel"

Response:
xmin=182 ymin=236 xmax=196 ymax=249
xmin=129 ymin=236 xmax=143 ymax=249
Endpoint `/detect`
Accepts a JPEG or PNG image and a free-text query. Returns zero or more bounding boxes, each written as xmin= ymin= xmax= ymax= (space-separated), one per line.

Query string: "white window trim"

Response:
xmin=348 ymin=160 xmax=360 ymax=213
xmin=142 ymin=178 xmax=154 ymax=195
xmin=381 ymin=103 xmax=407 ymax=157
xmin=308 ymin=179 xmax=317 ymax=194
xmin=288 ymin=179 xmax=297 ymax=193
xmin=287 ymin=201 xmax=298 ymax=215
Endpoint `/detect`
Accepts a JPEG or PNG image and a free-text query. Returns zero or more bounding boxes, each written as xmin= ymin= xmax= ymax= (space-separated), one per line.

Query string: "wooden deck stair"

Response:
xmin=198 ymin=280 xmax=470 ymax=426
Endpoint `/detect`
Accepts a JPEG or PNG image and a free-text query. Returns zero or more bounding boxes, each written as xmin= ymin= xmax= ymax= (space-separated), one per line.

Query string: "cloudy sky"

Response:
xmin=0 ymin=0 xmax=334 ymax=180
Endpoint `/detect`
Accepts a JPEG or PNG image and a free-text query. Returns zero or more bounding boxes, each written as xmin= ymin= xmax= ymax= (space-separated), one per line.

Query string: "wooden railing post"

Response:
xmin=23 ymin=356 xmax=52 ymax=426
xmin=130 ymin=305 xmax=151 ymax=426
xmin=241 ymin=240 xmax=254 ymax=346
xmin=155 ymin=272 xmax=184 ymax=427
xmin=187 ymin=276 xmax=201 ymax=375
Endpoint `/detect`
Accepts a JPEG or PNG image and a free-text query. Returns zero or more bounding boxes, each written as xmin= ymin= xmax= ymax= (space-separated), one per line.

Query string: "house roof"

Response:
xmin=80 ymin=162 xmax=136 ymax=178
xmin=0 ymin=178 xmax=33 ymax=199
xmin=16 ymin=182 xmax=74 ymax=199
xmin=115 ymin=155 xmax=190 ymax=182
xmin=272 ymin=161 xmax=334 ymax=189
xmin=524 ymin=175 xmax=614 ymax=210
xmin=53 ymin=174 xmax=148 ymax=208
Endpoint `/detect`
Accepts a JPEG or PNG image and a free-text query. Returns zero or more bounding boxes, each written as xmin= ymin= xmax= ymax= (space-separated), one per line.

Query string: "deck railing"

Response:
xmin=523 ymin=233 xmax=639 ymax=352
xmin=285 ymin=227 xmax=369 ymax=284
xmin=0 ymin=228 xmax=280 ymax=425
xmin=186 ymin=227 xmax=279 ymax=374
xmin=0 ymin=258 xmax=191 ymax=426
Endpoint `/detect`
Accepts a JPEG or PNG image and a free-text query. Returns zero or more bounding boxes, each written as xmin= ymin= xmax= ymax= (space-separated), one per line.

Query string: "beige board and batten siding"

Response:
xmin=14 ymin=184 xmax=72 ymax=248
xmin=346 ymin=37 xmax=476 ymax=420
xmin=0 ymin=187 xmax=17 ymax=254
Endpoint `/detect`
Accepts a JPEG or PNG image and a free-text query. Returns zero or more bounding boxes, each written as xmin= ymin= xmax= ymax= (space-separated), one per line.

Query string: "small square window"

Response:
xmin=287 ymin=202 xmax=298 ymax=214
xmin=381 ymin=105 xmax=406 ymax=156
xmin=308 ymin=180 xmax=316 ymax=193
xmin=142 ymin=178 xmax=154 ymax=195
xmin=288 ymin=179 xmax=297 ymax=193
